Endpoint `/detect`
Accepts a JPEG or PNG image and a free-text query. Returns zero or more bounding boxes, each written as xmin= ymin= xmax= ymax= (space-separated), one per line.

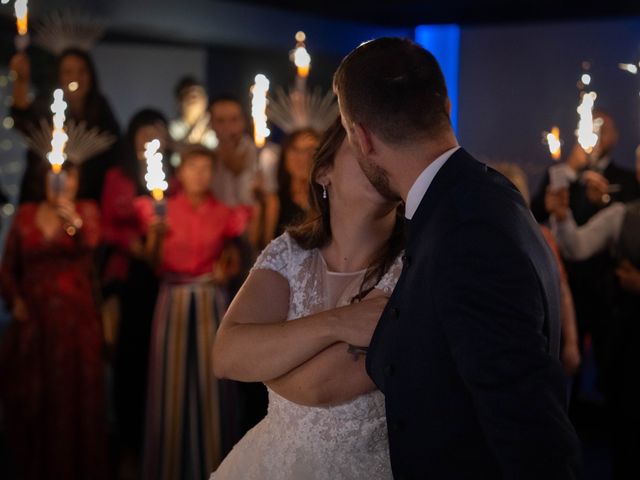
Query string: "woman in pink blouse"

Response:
xmin=136 ymin=146 xmax=251 ymax=480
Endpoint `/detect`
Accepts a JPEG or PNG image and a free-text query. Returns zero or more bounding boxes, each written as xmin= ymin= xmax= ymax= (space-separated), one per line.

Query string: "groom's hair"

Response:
xmin=334 ymin=37 xmax=451 ymax=145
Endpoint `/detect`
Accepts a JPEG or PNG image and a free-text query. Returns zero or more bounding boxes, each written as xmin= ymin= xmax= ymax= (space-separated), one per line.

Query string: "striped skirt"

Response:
xmin=143 ymin=278 xmax=235 ymax=480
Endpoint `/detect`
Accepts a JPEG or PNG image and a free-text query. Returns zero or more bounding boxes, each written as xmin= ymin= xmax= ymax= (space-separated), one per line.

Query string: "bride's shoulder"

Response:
xmin=252 ymin=232 xmax=311 ymax=277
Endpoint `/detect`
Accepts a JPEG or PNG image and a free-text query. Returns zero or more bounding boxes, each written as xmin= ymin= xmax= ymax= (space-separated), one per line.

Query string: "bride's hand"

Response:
xmin=334 ymin=295 xmax=389 ymax=348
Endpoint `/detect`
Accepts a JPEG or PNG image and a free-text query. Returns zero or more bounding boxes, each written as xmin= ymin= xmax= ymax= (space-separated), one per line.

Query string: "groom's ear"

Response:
xmin=353 ymin=123 xmax=375 ymax=156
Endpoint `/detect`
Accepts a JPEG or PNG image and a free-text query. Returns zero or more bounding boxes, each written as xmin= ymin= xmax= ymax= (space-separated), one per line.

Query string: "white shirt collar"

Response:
xmin=405 ymin=146 xmax=460 ymax=220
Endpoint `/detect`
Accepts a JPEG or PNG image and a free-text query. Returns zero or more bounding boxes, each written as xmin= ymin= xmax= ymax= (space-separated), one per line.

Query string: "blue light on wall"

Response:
xmin=414 ymin=24 xmax=460 ymax=131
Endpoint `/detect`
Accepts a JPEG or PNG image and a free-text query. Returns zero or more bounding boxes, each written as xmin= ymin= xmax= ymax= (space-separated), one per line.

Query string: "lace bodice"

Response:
xmin=212 ymin=233 xmax=402 ymax=479
xmin=253 ymin=231 xmax=401 ymax=318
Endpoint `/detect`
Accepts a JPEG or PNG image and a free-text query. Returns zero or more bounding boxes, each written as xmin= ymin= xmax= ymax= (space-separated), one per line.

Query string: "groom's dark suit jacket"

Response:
xmin=367 ymin=148 xmax=582 ymax=479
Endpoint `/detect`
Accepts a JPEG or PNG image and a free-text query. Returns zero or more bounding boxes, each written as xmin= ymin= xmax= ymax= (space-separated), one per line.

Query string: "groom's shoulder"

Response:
xmin=448 ymin=156 xmax=527 ymax=226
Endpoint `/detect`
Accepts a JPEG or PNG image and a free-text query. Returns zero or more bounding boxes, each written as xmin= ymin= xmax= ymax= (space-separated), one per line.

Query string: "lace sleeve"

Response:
xmin=374 ymin=252 xmax=404 ymax=295
xmin=252 ymin=232 xmax=292 ymax=279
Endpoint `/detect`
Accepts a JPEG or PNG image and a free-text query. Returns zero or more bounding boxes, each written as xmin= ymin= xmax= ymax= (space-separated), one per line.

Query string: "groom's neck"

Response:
xmin=390 ymin=131 xmax=459 ymax=203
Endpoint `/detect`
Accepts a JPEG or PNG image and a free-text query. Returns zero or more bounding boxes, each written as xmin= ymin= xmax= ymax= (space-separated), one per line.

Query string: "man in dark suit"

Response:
xmin=334 ymin=38 xmax=581 ymax=479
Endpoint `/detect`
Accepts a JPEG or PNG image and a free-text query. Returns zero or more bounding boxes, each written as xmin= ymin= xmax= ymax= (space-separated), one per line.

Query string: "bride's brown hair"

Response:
xmin=288 ymin=117 xmax=405 ymax=299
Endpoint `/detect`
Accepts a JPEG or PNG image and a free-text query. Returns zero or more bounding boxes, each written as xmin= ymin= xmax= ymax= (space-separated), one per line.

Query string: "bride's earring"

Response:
xmin=322 ymin=184 xmax=327 ymax=200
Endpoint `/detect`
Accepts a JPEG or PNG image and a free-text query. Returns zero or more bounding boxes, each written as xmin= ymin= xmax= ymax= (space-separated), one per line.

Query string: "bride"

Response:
xmin=211 ymin=119 xmax=404 ymax=479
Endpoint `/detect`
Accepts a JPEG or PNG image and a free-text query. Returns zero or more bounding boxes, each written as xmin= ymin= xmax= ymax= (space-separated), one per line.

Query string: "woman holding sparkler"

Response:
xmin=101 ymin=108 xmax=171 ymax=478
xmin=10 ymin=48 xmax=120 ymax=203
xmin=0 ymin=161 xmax=107 ymax=480
xmin=136 ymin=146 xmax=252 ymax=480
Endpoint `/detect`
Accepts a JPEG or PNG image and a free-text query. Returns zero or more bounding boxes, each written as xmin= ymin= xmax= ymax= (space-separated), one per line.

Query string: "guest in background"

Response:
xmin=0 ymin=161 xmax=107 ymax=480
xmin=273 ymin=128 xmax=320 ymax=238
xmin=532 ymin=110 xmax=639 ymax=224
xmin=9 ymin=49 xmax=120 ymax=204
xmin=169 ymin=76 xmax=218 ymax=168
xmin=493 ymin=162 xmax=581 ymax=377
xmin=209 ymin=95 xmax=277 ymax=247
xmin=137 ymin=146 xmax=251 ymax=480
xmin=101 ymin=109 xmax=169 ymax=479
xmin=548 ymin=184 xmax=640 ymax=479
xmin=209 ymin=95 xmax=275 ymax=430
xmin=531 ymin=114 xmax=639 ymax=405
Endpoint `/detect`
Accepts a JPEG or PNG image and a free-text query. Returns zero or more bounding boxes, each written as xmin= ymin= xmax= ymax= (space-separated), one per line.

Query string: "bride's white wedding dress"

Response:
xmin=211 ymin=232 xmax=402 ymax=480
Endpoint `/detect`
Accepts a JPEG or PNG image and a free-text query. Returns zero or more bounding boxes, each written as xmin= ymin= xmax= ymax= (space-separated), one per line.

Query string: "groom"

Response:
xmin=335 ymin=38 xmax=581 ymax=479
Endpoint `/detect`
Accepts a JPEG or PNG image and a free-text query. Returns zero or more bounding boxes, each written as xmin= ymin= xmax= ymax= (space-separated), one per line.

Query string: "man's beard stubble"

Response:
xmin=358 ymin=157 xmax=402 ymax=202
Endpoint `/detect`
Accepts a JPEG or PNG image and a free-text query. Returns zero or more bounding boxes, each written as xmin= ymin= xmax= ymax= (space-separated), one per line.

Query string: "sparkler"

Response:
xmin=251 ymin=74 xmax=270 ymax=148
xmin=576 ymin=91 xmax=599 ymax=154
xmin=545 ymin=126 xmax=562 ymax=160
xmin=46 ymin=88 xmax=68 ymax=196
xmin=47 ymin=89 xmax=68 ymax=174
xmin=14 ymin=0 xmax=29 ymax=51
xmin=619 ymin=63 xmax=639 ymax=75
xmin=292 ymin=31 xmax=311 ymax=92
xmin=144 ymin=139 xmax=168 ymax=216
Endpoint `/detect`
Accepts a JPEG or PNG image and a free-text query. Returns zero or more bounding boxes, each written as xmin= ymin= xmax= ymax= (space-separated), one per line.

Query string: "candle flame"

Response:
xmin=251 ymin=74 xmax=270 ymax=148
xmin=576 ymin=91 xmax=598 ymax=153
xmin=14 ymin=0 xmax=28 ymax=36
xmin=46 ymin=89 xmax=68 ymax=171
xmin=144 ymin=139 xmax=168 ymax=197
xmin=68 ymin=81 xmax=79 ymax=92
xmin=546 ymin=126 xmax=562 ymax=160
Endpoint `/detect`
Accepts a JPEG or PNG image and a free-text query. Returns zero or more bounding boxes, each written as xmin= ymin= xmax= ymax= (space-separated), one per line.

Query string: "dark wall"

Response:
xmin=458 ymin=17 xmax=640 ymax=192
xmin=206 ymin=44 xmax=341 ymax=107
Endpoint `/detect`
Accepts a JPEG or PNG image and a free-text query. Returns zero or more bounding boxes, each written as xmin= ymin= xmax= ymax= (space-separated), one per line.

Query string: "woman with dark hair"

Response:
xmin=9 ymin=48 xmax=120 ymax=203
xmin=273 ymin=128 xmax=320 ymax=238
xmin=210 ymin=119 xmax=405 ymax=479
xmin=100 ymin=109 xmax=168 ymax=478
xmin=0 ymin=161 xmax=107 ymax=480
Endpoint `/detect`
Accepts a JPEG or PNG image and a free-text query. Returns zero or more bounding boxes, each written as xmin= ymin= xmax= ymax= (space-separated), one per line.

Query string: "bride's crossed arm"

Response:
xmin=212 ymin=269 xmax=386 ymax=404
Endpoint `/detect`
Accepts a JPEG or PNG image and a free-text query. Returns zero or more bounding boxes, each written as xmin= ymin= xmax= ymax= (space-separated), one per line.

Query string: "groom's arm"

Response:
xmin=434 ymin=222 xmax=581 ymax=479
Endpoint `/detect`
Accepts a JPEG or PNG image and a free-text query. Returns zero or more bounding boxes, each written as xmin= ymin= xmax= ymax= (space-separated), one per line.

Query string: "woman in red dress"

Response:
xmin=0 ymin=162 xmax=107 ymax=480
